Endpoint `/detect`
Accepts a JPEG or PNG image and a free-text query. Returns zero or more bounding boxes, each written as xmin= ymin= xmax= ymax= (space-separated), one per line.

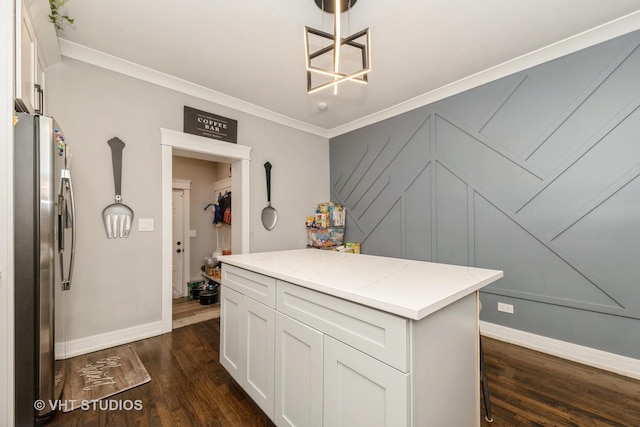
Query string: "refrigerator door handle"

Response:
xmin=58 ymin=193 xmax=64 ymax=253
xmin=59 ymin=169 xmax=76 ymax=291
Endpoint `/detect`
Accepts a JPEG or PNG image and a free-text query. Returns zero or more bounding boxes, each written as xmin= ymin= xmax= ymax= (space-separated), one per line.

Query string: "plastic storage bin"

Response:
xmin=307 ymin=227 xmax=344 ymax=248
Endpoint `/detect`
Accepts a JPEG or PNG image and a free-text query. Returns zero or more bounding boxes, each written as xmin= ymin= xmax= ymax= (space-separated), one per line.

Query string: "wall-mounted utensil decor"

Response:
xmin=102 ymin=137 xmax=134 ymax=238
xmin=261 ymin=161 xmax=277 ymax=230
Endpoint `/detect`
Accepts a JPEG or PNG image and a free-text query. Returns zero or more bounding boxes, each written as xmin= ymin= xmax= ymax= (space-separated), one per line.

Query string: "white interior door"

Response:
xmin=172 ymin=189 xmax=185 ymax=297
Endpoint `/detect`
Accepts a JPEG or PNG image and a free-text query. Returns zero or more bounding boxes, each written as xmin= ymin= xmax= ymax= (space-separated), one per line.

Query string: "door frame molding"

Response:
xmin=1 ymin=0 xmax=15 ymax=422
xmin=172 ymin=179 xmax=191 ymax=296
xmin=161 ymin=128 xmax=252 ymax=333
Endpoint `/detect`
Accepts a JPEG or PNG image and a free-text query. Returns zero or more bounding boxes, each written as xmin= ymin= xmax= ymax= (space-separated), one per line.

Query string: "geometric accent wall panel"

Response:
xmin=330 ymin=109 xmax=431 ymax=255
xmin=404 ymin=163 xmax=431 ymax=261
xmin=553 ymin=174 xmax=640 ymax=312
xmin=435 ymin=74 xmax=527 ymax=131
xmin=478 ymin=36 xmax=635 ymax=158
xmin=473 ymin=193 xmax=623 ymax=312
xmin=330 ymin=29 xmax=640 ymax=356
xmin=527 ymin=40 xmax=640 ymax=174
xmin=518 ymin=105 xmax=640 ymax=236
xmin=435 ymin=162 xmax=469 ymax=266
xmin=361 ymin=199 xmax=403 ymax=259
xmin=435 ymin=115 xmax=541 ymax=212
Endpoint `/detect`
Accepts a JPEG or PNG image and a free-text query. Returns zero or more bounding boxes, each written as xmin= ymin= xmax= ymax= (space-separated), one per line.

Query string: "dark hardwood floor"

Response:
xmin=46 ymin=319 xmax=640 ymax=426
xmin=47 ymin=319 xmax=274 ymax=427
xmin=480 ymin=336 xmax=640 ymax=426
xmin=172 ymin=296 xmax=220 ymax=329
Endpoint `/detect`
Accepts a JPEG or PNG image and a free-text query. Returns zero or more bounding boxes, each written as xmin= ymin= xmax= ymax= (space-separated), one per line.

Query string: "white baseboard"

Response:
xmin=480 ymin=321 xmax=640 ymax=380
xmin=55 ymin=321 xmax=164 ymax=359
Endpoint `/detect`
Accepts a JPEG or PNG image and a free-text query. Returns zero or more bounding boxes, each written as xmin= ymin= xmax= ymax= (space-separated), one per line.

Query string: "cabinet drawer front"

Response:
xmin=223 ymin=264 xmax=276 ymax=308
xmin=276 ymin=280 xmax=408 ymax=372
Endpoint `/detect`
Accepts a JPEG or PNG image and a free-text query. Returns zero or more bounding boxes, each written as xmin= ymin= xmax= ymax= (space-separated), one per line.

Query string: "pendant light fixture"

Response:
xmin=304 ymin=0 xmax=371 ymax=95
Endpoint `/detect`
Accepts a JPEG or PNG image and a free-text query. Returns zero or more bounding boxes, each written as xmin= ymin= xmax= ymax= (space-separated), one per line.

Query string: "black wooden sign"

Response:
xmin=183 ymin=106 xmax=238 ymax=143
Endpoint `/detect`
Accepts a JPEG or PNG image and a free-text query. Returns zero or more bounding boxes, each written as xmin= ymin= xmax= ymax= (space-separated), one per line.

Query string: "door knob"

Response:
xmin=177 ymin=241 xmax=181 ymax=246
xmin=176 ymin=249 xmax=182 ymax=253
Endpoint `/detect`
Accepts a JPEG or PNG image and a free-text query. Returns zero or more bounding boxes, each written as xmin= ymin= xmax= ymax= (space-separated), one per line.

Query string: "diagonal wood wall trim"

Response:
xmin=330 ymin=29 xmax=640 ymax=359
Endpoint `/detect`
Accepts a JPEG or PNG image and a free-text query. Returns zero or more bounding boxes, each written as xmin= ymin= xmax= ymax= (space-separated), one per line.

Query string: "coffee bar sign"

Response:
xmin=183 ymin=106 xmax=238 ymax=143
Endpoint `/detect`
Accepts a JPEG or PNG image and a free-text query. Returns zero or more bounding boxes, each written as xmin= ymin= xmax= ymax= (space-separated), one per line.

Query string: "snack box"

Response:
xmin=315 ymin=203 xmax=346 ymax=228
xmin=345 ymin=242 xmax=361 ymax=254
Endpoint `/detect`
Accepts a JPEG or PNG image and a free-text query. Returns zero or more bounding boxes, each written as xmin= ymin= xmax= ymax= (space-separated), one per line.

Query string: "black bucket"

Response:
xmin=199 ymin=290 xmax=218 ymax=305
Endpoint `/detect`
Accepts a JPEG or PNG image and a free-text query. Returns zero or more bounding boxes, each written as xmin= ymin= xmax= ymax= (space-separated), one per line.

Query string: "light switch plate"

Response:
xmin=138 ymin=218 xmax=154 ymax=232
xmin=189 ymin=229 xmax=197 ymax=237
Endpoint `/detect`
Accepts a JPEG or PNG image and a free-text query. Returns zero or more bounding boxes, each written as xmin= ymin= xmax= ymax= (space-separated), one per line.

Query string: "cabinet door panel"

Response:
xmin=15 ymin=1 xmax=36 ymax=113
xmin=34 ymin=55 xmax=44 ymax=114
xmin=220 ymin=286 xmax=243 ymax=383
xmin=244 ymin=296 xmax=275 ymax=419
xmin=275 ymin=313 xmax=323 ymax=427
xmin=324 ymin=336 xmax=408 ymax=427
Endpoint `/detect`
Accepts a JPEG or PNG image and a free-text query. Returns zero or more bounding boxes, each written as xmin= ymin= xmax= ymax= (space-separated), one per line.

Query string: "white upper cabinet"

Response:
xmin=14 ymin=0 xmax=61 ymax=114
xmin=15 ymin=1 xmax=36 ymax=113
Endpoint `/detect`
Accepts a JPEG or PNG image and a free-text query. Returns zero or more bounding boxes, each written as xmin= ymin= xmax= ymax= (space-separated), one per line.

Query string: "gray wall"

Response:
xmin=330 ymin=30 xmax=640 ymax=359
xmin=46 ymin=57 xmax=329 ymax=344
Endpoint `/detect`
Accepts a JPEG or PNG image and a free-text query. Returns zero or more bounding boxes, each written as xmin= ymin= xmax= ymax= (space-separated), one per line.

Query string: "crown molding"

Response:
xmin=327 ymin=10 xmax=640 ymax=138
xmin=59 ymin=9 xmax=640 ymax=140
xmin=58 ymin=39 xmax=330 ymax=138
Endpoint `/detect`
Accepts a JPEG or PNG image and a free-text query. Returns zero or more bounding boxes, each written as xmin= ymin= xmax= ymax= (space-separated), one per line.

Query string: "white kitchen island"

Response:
xmin=219 ymin=249 xmax=503 ymax=427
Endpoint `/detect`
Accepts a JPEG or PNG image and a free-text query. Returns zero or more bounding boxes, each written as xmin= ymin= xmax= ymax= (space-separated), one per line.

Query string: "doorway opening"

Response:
xmin=161 ymin=128 xmax=252 ymax=333
xmin=171 ymin=160 xmax=231 ymax=329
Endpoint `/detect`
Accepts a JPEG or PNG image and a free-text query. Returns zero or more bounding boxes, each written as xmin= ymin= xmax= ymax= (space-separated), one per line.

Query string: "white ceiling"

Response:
xmin=58 ymin=0 xmax=640 ymax=137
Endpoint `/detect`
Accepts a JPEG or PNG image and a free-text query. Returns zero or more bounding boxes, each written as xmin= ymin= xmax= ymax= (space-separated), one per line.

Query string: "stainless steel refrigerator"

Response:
xmin=14 ymin=113 xmax=76 ymax=425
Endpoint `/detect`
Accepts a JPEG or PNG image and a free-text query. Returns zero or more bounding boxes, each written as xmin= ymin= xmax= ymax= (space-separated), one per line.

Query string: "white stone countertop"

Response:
xmin=220 ymin=249 xmax=503 ymax=320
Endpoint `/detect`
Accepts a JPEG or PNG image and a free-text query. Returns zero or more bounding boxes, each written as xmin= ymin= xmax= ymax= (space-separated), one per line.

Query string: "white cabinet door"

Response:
xmin=220 ymin=286 xmax=243 ymax=384
xmin=15 ymin=1 xmax=36 ymax=113
xmin=323 ymin=336 xmax=409 ymax=427
xmin=34 ymin=54 xmax=44 ymax=114
xmin=275 ymin=313 xmax=323 ymax=427
xmin=243 ymin=295 xmax=275 ymax=420
xmin=221 ymin=286 xmax=276 ymax=420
